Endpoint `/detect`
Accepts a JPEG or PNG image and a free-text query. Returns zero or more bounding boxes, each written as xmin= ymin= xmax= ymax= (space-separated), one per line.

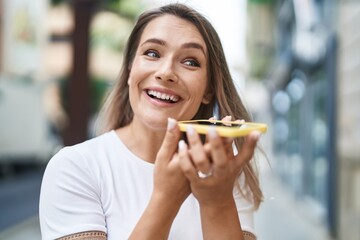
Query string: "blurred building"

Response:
xmin=0 ymin=0 xmax=142 ymax=163
xmin=337 ymin=1 xmax=360 ymax=239
xmin=0 ymin=0 xmax=60 ymax=164
xmin=246 ymin=0 xmax=359 ymax=239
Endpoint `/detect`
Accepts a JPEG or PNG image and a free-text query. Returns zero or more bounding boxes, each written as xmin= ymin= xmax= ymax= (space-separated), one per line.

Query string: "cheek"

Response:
xmin=127 ymin=68 xmax=141 ymax=87
xmin=128 ymin=59 xmax=153 ymax=84
xmin=190 ymin=79 xmax=208 ymax=99
xmin=127 ymin=74 xmax=140 ymax=99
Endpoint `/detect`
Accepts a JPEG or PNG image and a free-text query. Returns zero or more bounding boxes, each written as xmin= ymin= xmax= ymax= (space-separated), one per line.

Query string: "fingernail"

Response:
xmin=186 ymin=125 xmax=195 ymax=136
xmin=178 ymin=140 xmax=186 ymax=151
xmin=225 ymin=115 xmax=232 ymax=121
xmin=167 ymin=118 xmax=176 ymax=130
xmin=208 ymin=126 xmax=218 ymax=138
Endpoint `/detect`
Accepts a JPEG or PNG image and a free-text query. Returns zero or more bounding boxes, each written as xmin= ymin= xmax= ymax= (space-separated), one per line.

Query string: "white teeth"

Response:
xmin=148 ymin=90 xmax=179 ymax=102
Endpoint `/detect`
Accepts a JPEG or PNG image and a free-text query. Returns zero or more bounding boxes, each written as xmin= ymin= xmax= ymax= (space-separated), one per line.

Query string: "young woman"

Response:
xmin=40 ymin=3 xmax=263 ymax=240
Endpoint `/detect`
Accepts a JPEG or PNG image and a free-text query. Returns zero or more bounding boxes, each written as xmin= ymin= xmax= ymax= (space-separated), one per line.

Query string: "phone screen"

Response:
xmin=177 ymin=120 xmax=267 ymax=137
xmin=186 ymin=120 xmax=244 ymax=127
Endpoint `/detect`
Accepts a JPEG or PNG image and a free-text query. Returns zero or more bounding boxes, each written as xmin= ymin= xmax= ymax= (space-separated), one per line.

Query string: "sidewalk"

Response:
xmin=255 ymin=160 xmax=333 ymax=240
xmin=0 ymin=161 xmax=334 ymax=240
xmin=0 ymin=216 xmax=40 ymax=240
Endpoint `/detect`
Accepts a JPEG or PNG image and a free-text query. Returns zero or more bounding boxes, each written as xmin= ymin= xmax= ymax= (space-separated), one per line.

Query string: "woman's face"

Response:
xmin=128 ymin=14 xmax=209 ymax=129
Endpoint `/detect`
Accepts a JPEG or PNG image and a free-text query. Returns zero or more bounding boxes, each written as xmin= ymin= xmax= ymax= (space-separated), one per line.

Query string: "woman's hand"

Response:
xmin=129 ymin=118 xmax=191 ymax=239
xmin=153 ymin=118 xmax=191 ymax=205
xmin=177 ymin=116 xmax=260 ymax=239
xmin=178 ymin=117 xmax=260 ymax=206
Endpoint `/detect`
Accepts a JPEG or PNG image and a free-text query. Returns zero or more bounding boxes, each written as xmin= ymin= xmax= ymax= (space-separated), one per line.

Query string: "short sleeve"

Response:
xmin=39 ymin=147 xmax=106 ymax=240
xmin=233 ymin=173 xmax=256 ymax=236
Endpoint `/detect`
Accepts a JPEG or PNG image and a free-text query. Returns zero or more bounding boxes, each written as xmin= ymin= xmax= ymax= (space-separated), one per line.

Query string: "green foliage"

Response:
xmin=51 ymin=0 xmax=145 ymax=19
xmin=51 ymin=0 xmax=66 ymax=6
xmin=89 ymin=77 xmax=111 ymax=114
xmin=248 ymin=0 xmax=274 ymax=4
xmin=90 ymin=11 xmax=133 ymax=52
xmin=59 ymin=76 xmax=111 ymax=114
xmin=104 ymin=0 xmax=145 ymax=19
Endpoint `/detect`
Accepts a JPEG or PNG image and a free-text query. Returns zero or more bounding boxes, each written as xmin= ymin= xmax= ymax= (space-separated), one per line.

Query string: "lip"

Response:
xmin=144 ymin=87 xmax=182 ymax=106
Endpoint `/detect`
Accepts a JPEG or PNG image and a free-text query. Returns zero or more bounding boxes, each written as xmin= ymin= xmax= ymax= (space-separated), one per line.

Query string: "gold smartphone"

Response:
xmin=177 ymin=119 xmax=267 ymax=138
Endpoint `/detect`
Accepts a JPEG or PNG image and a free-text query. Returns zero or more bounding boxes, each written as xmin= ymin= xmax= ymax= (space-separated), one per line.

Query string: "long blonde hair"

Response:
xmin=97 ymin=3 xmax=263 ymax=209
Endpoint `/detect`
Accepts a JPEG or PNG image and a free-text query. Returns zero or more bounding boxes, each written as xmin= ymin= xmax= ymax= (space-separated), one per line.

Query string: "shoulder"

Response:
xmin=49 ymin=131 xmax=115 ymax=166
xmin=40 ymin=132 xmax=117 ymax=239
xmin=43 ymin=131 xmax=117 ymax=183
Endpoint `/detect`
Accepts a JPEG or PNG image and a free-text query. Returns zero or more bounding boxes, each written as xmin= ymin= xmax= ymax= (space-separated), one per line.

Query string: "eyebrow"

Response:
xmin=141 ymin=38 xmax=206 ymax=56
xmin=142 ymin=38 xmax=166 ymax=46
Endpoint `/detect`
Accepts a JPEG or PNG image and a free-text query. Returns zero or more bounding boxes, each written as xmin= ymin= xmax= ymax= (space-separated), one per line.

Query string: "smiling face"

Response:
xmin=127 ymin=14 xmax=209 ymax=130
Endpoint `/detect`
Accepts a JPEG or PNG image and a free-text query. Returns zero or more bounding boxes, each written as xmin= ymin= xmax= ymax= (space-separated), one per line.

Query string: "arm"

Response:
xmin=39 ymin=148 xmax=106 ymax=239
xmin=178 ymin=125 xmax=260 ymax=239
xmin=199 ymin=197 xmax=243 ymax=239
xmin=128 ymin=193 xmax=183 ymax=239
xmin=199 ymin=202 xmax=257 ymax=240
xmin=128 ymin=118 xmax=191 ymax=239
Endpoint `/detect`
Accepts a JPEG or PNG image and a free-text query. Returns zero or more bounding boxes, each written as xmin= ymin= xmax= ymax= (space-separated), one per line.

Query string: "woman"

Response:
xmin=40 ymin=3 xmax=263 ymax=240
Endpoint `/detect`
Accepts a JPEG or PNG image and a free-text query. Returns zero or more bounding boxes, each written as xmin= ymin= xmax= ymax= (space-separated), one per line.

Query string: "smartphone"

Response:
xmin=177 ymin=119 xmax=267 ymax=138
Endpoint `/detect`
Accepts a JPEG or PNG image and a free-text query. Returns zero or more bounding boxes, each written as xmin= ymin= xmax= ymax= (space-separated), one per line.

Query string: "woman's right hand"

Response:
xmin=129 ymin=118 xmax=190 ymax=239
xmin=153 ymin=118 xmax=191 ymax=205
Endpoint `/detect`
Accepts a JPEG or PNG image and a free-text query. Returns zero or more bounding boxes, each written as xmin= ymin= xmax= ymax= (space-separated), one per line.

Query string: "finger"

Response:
xmin=178 ymin=140 xmax=197 ymax=181
xmin=204 ymin=140 xmax=232 ymax=161
xmin=234 ymin=131 xmax=261 ymax=169
xmin=235 ymin=119 xmax=245 ymax=123
xmin=221 ymin=115 xmax=232 ymax=126
xmin=186 ymin=125 xmax=212 ymax=175
xmin=156 ymin=118 xmax=181 ymax=162
xmin=221 ymin=115 xmax=231 ymax=121
xmin=220 ymin=116 xmax=234 ymax=156
xmin=209 ymin=116 xmax=217 ymax=121
xmin=223 ymin=138 xmax=235 ymax=160
xmin=208 ymin=127 xmax=228 ymax=174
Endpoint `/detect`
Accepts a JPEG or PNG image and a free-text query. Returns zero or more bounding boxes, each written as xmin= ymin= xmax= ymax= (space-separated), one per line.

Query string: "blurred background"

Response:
xmin=0 ymin=0 xmax=359 ymax=239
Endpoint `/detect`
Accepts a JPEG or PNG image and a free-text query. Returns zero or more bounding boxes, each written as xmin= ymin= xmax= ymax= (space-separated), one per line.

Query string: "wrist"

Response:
xmin=150 ymin=191 xmax=184 ymax=216
xmin=199 ymin=197 xmax=237 ymax=215
xmin=129 ymin=192 xmax=184 ymax=239
xmin=198 ymin=194 xmax=235 ymax=208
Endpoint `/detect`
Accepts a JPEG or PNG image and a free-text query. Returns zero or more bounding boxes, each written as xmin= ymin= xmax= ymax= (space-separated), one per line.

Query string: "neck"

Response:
xmin=116 ymin=119 xmax=166 ymax=163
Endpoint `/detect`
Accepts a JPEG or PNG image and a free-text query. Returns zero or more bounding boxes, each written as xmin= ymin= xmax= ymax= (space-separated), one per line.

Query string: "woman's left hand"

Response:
xmin=178 ymin=122 xmax=260 ymax=206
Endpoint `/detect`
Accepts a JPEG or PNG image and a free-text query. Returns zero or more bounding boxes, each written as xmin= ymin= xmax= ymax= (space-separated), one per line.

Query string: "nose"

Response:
xmin=155 ymin=59 xmax=178 ymax=83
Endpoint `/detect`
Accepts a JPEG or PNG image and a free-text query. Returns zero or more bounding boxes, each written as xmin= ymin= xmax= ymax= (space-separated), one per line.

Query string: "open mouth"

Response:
xmin=146 ymin=90 xmax=180 ymax=103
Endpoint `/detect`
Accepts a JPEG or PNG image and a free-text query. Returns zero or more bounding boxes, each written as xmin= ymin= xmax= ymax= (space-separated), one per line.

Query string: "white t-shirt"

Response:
xmin=39 ymin=130 xmax=256 ymax=240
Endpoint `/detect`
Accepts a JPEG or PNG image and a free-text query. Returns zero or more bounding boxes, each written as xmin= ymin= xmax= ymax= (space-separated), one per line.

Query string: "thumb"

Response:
xmin=234 ymin=131 xmax=260 ymax=170
xmin=156 ymin=118 xmax=181 ymax=162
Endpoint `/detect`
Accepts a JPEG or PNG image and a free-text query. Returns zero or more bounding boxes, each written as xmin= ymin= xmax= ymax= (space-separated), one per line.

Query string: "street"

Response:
xmin=0 ymin=165 xmax=44 ymax=232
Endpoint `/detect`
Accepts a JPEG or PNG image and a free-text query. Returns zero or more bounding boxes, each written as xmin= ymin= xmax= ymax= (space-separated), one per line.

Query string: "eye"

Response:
xmin=183 ymin=58 xmax=200 ymax=67
xmin=144 ymin=50 xmax=160 ymax=58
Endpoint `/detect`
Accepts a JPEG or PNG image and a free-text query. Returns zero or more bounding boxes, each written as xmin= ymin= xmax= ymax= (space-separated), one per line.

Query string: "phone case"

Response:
xmin=177 ymin=119 xmax=267 ymax=137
